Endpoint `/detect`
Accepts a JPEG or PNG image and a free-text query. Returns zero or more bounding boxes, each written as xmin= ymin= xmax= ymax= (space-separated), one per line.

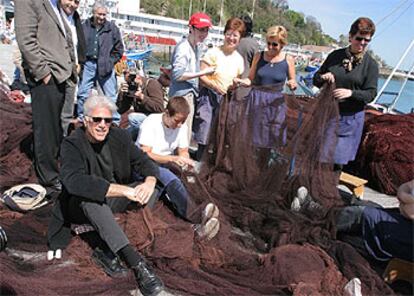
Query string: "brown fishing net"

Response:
xmin=349 ymin=113 xmax=414 ymax=195
xmin=0 ymin=85 xmax=395 ymax=295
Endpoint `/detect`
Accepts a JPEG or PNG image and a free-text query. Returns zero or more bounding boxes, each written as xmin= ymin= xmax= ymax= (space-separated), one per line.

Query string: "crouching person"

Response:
xmin=137 ymin=96 xmax=220 ymax=240
xmin=47 ymin=95 xmax=164 ymax=296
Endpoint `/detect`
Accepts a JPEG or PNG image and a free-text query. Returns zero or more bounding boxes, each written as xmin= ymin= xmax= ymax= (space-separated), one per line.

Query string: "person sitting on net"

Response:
xmin=291 ymin=181 xmax=414 ymax=264
xmin=136 ymin=96 xmax=220 ymax=240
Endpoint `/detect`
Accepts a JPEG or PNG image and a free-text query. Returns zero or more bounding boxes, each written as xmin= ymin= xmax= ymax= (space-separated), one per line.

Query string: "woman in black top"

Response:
xmin=313 ymin=17 xmax=379 ymax=168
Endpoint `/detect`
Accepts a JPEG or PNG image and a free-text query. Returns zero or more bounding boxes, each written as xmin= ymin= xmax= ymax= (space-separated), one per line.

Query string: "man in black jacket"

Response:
xmin=76 ymin=1 xmax=124 ymax=125
xmin=48 ymin=95 xmax=164 ymax=296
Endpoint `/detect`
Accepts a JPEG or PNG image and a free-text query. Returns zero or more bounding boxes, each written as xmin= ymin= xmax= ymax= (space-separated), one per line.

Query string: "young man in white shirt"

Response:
xmin=137 ymin=96 xmax=220 ymax=240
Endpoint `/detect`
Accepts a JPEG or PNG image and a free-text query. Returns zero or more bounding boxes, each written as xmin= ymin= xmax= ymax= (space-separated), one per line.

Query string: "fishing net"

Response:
xmin=349 ymin=113 xmax=414 ymax=195
xmin=0 ymin=84 xmax=394 ymax=295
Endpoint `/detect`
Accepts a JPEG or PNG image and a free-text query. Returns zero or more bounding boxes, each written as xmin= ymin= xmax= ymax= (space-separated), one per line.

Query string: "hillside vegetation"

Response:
xmin=141 ymin=0 xmax=336 ymax=46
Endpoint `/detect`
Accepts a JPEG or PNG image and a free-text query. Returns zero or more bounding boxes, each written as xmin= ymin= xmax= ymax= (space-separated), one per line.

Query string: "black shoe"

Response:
xmin=132 ymin=260 xmax=164 ymax=296
xmin=92 ymin=247 xmax=128 ymax=278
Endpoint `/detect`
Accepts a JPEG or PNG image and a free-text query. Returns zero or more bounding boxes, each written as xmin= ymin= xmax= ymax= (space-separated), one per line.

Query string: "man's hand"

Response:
xmin=133 ymin=177 xmax=156 ymax=205
xmin=333 ymin=88 xmax=352 ymax=100
xmin=42 ymin=73 xmax=52 ymax=85
xmin=171 ymin=155 xmax=195 ymax=169
xmin=321 ymin=72 xmax=335 ymax=84
xmin=120 ymin=82 xmax=129 ymax=93
xmin=134 ymin=89 xmax=144 ymax=102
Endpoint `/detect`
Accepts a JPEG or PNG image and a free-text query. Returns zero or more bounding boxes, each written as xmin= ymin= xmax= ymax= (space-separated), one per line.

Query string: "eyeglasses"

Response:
xmin=87 ymin=116 xmax=113 ymax=124
xmin=354 ymin=36 xmax=371 ymax=43
xmin=267 ymin=41 xmax=279 ymax=47
xmin=224 ymin=32 xmax=240 ymax=38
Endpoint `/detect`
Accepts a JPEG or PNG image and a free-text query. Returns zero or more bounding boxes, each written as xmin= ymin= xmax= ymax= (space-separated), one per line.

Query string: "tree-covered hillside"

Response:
xmin=141 ymin=0 xmax=337 ymax=46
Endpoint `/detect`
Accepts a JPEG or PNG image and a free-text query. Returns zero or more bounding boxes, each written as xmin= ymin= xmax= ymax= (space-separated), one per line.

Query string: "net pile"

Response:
xmin=350 ymin=113 xmax=414 ymax=195
xmin=0 ymin=91 xmax=36 ymax=192
xmin=0 ymin=85 xmax=394 ymax=295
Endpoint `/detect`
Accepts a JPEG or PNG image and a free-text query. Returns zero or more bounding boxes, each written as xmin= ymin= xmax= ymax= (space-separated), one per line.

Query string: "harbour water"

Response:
xmin=377 ymin=77 xmax=414 ymax=114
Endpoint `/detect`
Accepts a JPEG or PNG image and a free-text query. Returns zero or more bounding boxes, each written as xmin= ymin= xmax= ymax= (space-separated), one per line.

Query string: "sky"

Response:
xmin=288 ymin=0 xmax=414 ymax=71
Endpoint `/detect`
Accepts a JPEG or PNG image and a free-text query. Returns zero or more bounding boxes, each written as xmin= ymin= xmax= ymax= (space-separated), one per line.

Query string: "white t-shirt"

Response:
xmin=137 ymin=113 xmax=189 ymax=156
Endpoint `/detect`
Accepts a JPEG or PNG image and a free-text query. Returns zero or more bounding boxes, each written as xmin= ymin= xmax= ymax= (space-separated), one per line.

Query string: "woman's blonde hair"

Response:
xmin=266 ymin=26 xmax=288 ymax=46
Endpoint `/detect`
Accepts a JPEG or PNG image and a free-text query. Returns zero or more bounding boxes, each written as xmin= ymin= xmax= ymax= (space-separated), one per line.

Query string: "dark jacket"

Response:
xmin=83 ymin=17 xmax=124 ymax=78
xmin=74 ymin=11 xmax=86 ymax=67
xmin=47 ymin=127 xmax=159 ymax=250
xmin=117 ymin=77 xmax=165 ymax=115
xmin=313 ymin=48 xmax=378 ymax=113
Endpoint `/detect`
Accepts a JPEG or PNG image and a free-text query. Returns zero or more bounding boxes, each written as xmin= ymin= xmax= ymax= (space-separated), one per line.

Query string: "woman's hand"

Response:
xmin=233 ymin=77 xmax=251 ymax=87
xmin=333 ymin=88 xmax=352 ymax=100
xmin=321 ymin=72 xmax=335 ymax=84
xmin=286 ymin=79 xmax=297 ymax=91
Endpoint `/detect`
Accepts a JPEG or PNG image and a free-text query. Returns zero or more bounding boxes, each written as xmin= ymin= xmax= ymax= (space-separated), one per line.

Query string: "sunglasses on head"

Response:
xmin=354 ymin=36 xmax=371 ymax=43
xmin=89 ymin=116 xmax=113 ymax=124
xmin=267 ymin=41 xmax=279 ymax=47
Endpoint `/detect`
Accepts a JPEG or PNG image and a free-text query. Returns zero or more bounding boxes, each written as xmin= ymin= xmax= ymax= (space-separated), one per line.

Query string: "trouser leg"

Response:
xmin=158 ymin=167 xmax=194 ymax=221
xmin=30 ymin=77 xmax=65 ymax=186
xmin=99 ymin=70 xmax=121 ymax=125
xmin=80 ymin=200 xmax=130 ymax=254
xmin=76 ymin=60 xmax=97 ymax=121
xmin=61 ymin=80 xmax=76 ymax=137
xmin=182 ymin=92 xmax=195 ymax=143
xmin=336 ymin=205 xmax=365 ymax=233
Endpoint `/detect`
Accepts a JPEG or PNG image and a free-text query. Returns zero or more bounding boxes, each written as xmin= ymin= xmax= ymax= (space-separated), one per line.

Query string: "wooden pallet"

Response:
xmin=339 ymin=172 xmax=368 ymax=199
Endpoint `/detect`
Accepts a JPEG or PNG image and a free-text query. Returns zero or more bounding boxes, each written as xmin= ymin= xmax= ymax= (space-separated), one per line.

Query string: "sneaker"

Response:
xmin=132 ymin=260 xmax=164 ymax=296
xmin=297 ymin=186 xmax=310 ymax=204
xmin=290 ymin=197 xmax=301 ymax=212
xmin=195 ymin=217 xmax=220 ymax=241
xmin=201 ymin=203 xmax=219 ymax=225
xmin=91 ymin=247 xmax=128 ymax=278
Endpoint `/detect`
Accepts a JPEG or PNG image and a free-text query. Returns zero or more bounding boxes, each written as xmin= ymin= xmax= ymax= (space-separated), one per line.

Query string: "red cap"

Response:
xmin=189 ymin=12 xmax=212 ymax=29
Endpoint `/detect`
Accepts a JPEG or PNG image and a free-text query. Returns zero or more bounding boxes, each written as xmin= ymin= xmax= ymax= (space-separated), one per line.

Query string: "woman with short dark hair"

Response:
xmin=193 ymin=17 xmax=246 ymax=159
xmin=313 ymin=17 xmax=379 ymax=171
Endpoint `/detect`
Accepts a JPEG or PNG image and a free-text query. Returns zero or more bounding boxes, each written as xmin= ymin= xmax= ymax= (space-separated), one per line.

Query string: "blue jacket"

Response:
xmin=82 ymin=17 xmax=124 ymax=78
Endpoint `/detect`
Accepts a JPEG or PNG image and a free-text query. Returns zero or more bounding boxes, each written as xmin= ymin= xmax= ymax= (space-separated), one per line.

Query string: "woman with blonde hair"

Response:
xmin=234 ymin=25 xmax=296 ymax=167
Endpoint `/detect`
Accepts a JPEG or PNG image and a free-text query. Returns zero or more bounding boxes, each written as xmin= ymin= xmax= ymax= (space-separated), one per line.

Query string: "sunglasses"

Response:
xmin=354 ymin=36 xmax=371 ymax=43
xmin=88 ymin=116 xmax=113 ymax=124
xmin=267 ymin=41 xmax=279 ymax=47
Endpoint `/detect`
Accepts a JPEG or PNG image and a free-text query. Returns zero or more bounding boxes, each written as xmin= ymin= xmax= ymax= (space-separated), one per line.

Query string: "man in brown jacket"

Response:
xmin=15 ymin=0 xmax=77 ymax=193
xmin=117 ymin=71 xmax=169 ymax=140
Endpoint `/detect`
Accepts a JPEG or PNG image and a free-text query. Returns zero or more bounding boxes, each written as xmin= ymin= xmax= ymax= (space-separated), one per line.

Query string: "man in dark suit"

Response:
xmin=14 ymin=0 xmax=77 ymax=192
xmin=47 ymin=95 xmax=164 ymax=296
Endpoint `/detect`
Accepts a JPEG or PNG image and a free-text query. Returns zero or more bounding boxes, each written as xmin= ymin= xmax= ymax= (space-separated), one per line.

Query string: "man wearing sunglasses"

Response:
xmin=169 ymin=12 xmax=216 ymax=143
xmin=48 ymin=95 xmax=164 ymax=296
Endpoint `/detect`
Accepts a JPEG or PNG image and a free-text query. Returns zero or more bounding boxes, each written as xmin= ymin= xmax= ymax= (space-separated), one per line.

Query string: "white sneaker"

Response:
xmin=201 ymin=203 xmax=219 ymax=226
xmin=195 ymin=217 xmax=220 ymax=241
xmin=290 ymin=197 xmax=301 ymax=212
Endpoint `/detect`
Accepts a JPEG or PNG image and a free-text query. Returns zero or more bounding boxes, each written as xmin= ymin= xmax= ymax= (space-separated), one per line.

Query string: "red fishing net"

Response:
xmin=350 ymin=113 xmax=414 ymax=195
xmin=0 ymin=85 xmax=395 ymax=295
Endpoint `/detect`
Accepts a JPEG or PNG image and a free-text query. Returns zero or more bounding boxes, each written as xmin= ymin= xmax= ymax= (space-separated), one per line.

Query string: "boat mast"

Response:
xmin=371 ymin=38 xmax=414 ymax=104
xmin=387 ymin=62 xmax=414 ymax=112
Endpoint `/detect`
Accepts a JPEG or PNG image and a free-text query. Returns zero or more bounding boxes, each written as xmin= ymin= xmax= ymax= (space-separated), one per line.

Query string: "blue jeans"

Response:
xmin=128 ymin=112 xmax=147 ymax=141
xmin=133 ymin=166 xmax=192 ymax=221
xmin=77 ymin=60 xmax=120 ymax=124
